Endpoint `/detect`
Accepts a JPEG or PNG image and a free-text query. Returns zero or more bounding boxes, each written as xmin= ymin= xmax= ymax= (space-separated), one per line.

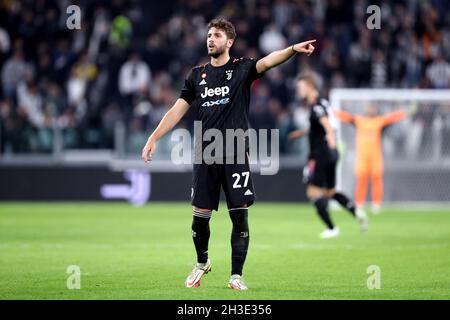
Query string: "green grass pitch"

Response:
xmin=0 ymin=202 xmax=449 ymax=300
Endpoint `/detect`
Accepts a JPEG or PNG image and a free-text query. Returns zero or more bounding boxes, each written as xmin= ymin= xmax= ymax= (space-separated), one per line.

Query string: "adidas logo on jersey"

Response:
xmin=244 ymin=189 xmax=253 ymax=196
xmin=200 ymin=86 xmax=230 ymax=98
xmin=199 ymin=79 xmax=207 ymax=85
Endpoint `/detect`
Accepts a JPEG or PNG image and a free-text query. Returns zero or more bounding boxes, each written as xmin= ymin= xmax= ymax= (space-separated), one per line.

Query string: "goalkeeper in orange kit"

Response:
xmin=333 ymin=104 xmax=407 ymax=214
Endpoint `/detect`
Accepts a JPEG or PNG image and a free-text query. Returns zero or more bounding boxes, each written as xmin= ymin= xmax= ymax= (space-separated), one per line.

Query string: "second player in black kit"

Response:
xmin=293 ymin=74 xmax=368 ymax=239
xmin=306 ymin=99 xmax=339 ymax=189
xmin=142 ymin=18 xmax=316 ymax=290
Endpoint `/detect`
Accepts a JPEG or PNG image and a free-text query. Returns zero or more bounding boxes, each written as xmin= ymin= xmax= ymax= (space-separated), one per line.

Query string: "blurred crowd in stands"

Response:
xmin=0 ymin=0 xmax=450 ymax=155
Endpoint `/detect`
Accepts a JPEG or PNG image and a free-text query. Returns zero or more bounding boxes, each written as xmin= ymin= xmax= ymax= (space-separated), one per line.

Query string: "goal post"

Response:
xmin=329 ymin=89 xmax=450 ymax=205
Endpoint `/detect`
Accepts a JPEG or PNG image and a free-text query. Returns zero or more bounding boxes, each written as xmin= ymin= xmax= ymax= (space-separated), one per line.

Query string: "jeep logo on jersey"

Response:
xmin=200 ymin=86 xmax=230 ymax=98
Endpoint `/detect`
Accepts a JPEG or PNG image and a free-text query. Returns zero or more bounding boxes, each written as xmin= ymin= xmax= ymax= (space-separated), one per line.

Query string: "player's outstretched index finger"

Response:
xmin=302 ymin=39 xmax=316 ymax=45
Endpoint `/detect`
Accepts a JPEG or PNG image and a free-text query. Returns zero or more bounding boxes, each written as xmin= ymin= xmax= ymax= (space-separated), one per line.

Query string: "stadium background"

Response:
xmin=0 ymin=0 xmax=450 ymax=300
xmin=1 ymin=0 xmax=450 ymax=203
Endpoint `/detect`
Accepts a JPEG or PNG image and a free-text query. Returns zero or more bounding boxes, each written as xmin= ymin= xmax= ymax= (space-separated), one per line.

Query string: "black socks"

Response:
xmin=192 ymin=207 xmax=250 ymax=275
xmin=229 ymin=208 xmax=249 ymax=276
xmin=314 ymin=197 xmax=334 ymax=230
xmin=192 ymin=210 xmax=211 ymax=263
xmin=333 ymin=192 xmax=356 ymax=217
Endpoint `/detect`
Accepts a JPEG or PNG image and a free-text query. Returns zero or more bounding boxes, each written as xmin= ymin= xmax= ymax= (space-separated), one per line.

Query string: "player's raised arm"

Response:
xmin=333 ymin=109 xmax=355 ymax=125
xmin=256 ymin=40 xmax=316 ymax=74
xmin=141 ymin=98 xmax=190 ymax=163
xmin=382 ymin=109 xmax=407 ymax=126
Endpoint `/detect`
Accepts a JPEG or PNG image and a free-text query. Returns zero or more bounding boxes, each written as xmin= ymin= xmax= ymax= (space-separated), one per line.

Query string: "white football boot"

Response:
xmin=185 ymin=259 xmax=211 ymax=288
xmin=228 ymin=274 xmax=248 ymax=290
xmin=356 ymin=207 xmax=369 ymax=233
xmin=319 ymin=227 xmax=340 ymax=239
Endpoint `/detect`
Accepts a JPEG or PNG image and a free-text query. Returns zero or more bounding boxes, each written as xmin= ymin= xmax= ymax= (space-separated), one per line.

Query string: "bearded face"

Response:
xmin=207 ymin=27 xmax=233 ymax=58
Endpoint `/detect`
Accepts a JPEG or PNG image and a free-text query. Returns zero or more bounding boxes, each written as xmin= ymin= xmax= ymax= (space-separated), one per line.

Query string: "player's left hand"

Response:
xmin=293 ymin=40 xmax=316 ymax=56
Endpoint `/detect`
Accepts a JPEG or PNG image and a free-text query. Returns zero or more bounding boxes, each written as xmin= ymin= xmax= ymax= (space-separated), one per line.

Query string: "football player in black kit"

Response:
xmin=293 ymin=74 xmax=368 ymax=239
xmin=142 ymin=18 xmax=316 ymax=290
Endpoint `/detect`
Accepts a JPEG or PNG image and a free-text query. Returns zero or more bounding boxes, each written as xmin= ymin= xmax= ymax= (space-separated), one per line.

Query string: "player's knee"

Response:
xmin=192 ymin=208 xmax=211 ymax=226
xmin=229 ymin=208 xmax=249 ymax=235
xmin=356 ymin=170 xmax=369 ymax=178
xmin=371 ymin=173 xmax=383 ymax=181
xmin=313 ymin=197 xmax=328 ymax=211
xmin=193 ymin=206 xmax=212 ymax=213
xmin=307 ymin=185 xmax=324 ymax=200
xmin=192 ymin=209 xmax=211 ymax=236
xmin=325 ymin=188 xmax=336 ymax=199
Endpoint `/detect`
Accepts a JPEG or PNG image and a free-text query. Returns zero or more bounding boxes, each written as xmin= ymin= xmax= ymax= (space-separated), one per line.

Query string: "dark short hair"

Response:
xmin=296 ymin=73 xmax=319 ymax=90
xmin=207 ymin=18 xmax=236 ymax=40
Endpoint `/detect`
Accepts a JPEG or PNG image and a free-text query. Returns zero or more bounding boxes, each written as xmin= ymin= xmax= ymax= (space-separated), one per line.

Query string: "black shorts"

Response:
xmin=191 ymin=157 xmax=255 ymax=211
xmin=304 ymin=149 xmax=338 ymax=189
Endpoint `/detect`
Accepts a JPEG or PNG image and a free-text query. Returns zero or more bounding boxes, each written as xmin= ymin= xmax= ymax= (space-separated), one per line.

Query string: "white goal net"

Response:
xmin=329 ymin=89 xmax=450 ymax=205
